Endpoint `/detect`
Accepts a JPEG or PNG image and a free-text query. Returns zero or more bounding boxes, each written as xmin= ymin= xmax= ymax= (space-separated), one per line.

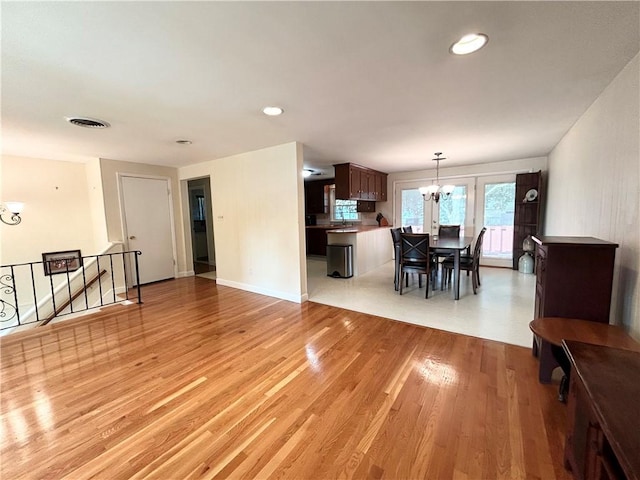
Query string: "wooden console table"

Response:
xmin=563 ymin=341 xmax=640 ymax=480
xmin=529 ymin=317 xmax=639 ymax=383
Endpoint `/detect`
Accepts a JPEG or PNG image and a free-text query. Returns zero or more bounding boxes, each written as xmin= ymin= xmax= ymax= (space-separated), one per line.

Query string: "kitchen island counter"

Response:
xmin=327 ymin=226 xmax=393 ymax=276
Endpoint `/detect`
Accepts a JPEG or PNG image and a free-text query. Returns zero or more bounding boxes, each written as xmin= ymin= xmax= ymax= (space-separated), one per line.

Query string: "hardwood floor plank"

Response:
xmin=1 ymin=277 xmax=572 ymax=479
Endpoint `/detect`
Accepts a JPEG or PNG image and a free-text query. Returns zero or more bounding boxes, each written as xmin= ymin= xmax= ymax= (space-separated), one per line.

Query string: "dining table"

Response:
xmin=430 ymin=236 xmax=474 ymax=300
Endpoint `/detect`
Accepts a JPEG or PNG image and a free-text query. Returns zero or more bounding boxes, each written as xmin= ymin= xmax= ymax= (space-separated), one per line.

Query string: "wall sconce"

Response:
xmin=1 ymin=202 xmax=24 ymax=225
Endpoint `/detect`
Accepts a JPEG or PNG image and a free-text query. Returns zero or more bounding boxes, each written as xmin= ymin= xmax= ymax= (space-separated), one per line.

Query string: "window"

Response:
xmin=438 ymin=185 xmax=467 ymax=230
xmin=482 ymin=182 xmax=515 ymax=258
xmin=192 ymin=195 xmax=206 ymax=221
xmin=329 ymin=186 xmax=360 ymax=222
xmin=401 ymin=189 xmax=424 ymax=232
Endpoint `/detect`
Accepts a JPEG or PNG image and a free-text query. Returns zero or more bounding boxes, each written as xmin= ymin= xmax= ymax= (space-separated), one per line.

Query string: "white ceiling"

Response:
xmin=2 ymin=2 xmax=638 ymax=175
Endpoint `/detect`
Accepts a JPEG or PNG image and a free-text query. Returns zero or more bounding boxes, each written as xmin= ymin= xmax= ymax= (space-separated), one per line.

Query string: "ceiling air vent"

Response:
xmin=65 ymin=116 xmax=111 ymax=129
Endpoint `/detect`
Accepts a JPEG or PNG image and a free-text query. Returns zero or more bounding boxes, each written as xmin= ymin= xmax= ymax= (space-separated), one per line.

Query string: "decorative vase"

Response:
xmin=522 ymin=235 xmax=535 ymax=252
xmin=518 ymin=252 xmax=534 ymax=274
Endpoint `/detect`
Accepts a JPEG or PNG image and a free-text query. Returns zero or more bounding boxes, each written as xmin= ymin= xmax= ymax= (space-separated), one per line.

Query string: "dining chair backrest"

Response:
xmin=400 ymin=233 xmax=430 ymax=264
xmin=472 ymin=227 xmax=487 ymax=263
xmin=438 ymin=225 xmax=460 ymax=238
xmin=402 ymin=225 xmax=413 ymax=233
xmin=391 ymin=227 xmax=402 ymax=247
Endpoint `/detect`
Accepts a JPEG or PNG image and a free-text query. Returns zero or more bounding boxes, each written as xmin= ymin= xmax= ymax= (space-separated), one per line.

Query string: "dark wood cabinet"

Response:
xmin=305 ymin=227 xmax=332 ymax=256
xmin=334 ymin=163 xmax=387 ymax=203
xmin=304 ymin=179 xmax=332 ymax=214
xmin=532 ymin=236 xmax=618 ymax=323
xmin=356 ymin=200 xmax=375 ymax=212
xmin=513 ymin=171 xmax=543 ymax=269
xmin=375 ymin=173 xmax=387 ymax=201
xmin=563 ymin=341 xmax=640 ymax=480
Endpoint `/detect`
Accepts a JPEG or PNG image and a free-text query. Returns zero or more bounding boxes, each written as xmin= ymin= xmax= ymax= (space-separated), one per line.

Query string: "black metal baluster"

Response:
xmin=49 ymin=262 xmax=57 ymax=317
xmin=66 ymin=263 xmax=72 ymax=313
xmin=30 ymin=263 xmax=39 ymax=322
xmin=109 ymin=254 xmax=116 ymax=303
xmin=81 ymin=257 xmax=88 ymax=310
xmin=122 ymin=252 xmax=129 ymax=300
xmin=10 ymin=266 xmax=20 ymax=326
xmin=96 ymin=256 xmax=104 ymax=306
xmin=134 ymin=251 xmax=142 ymax=304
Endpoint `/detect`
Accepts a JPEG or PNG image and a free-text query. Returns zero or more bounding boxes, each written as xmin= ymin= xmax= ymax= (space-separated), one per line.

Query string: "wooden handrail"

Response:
xmin=40 ymin=269 xmax=108 ymax=326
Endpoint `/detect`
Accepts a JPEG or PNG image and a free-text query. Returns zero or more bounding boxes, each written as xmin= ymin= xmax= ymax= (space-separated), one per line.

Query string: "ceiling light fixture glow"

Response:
xmin=450 ymin=33 xmax=488 ymax=55
xmin=302 ymin=169 xmax=314 ymax=178
xmin=262 ymin=106 xmax=284 ymax=116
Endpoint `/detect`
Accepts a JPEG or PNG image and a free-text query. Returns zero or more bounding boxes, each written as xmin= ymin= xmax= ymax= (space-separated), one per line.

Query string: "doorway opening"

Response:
xmin=187 ymin=178 xmax=215 ymax=275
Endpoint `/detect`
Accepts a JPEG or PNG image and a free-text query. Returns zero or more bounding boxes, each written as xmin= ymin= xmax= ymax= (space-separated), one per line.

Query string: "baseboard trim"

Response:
xmin=177 ymin=270 xmax=195 ymax=278
xmin=216 ymin=278 xmax=306 ymax=303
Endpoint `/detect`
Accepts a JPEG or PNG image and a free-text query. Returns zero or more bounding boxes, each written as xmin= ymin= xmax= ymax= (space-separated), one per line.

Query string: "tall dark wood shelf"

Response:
xmin=513 ymin=171 xmax=543 ymax=270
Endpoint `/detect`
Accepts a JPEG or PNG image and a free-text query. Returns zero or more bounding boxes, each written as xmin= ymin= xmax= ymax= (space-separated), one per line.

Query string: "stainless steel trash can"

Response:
xmin=326 ymin=244 xmax=353 ymax=278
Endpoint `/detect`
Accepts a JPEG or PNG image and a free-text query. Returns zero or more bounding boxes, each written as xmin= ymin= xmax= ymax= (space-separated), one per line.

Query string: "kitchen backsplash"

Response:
xmin=315 ymin=212 xmax=379 ymax=226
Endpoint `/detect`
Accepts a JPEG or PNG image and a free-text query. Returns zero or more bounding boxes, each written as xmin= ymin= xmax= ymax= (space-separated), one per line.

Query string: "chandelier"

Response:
xmin=1 ymin=202 xmax=24 ymax=226
xmin=418 ymin=153 xmax=454 ymax=203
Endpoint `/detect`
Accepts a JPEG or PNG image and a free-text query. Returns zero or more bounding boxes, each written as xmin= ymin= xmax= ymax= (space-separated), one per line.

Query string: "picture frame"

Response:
xmin=42 ymin=250 xmax=83 ymax=276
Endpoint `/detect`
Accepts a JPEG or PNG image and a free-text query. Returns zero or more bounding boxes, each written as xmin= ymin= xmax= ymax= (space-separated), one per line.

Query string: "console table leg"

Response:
xmin=538 ymin=339 xmax=559 ymax=383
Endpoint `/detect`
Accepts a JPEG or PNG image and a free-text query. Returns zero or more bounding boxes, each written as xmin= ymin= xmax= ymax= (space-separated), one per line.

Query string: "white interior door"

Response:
xmin=121 ymin=176 xmax=175 ymax=284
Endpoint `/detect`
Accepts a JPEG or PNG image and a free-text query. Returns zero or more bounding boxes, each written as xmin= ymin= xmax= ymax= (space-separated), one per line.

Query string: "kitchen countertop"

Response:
xmin=307 ymin=225 xmax=393 ymax=233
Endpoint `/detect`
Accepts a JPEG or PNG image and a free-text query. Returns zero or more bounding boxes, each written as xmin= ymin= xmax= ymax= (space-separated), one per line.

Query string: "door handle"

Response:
xmin=129 ymin=236 xmax=136 ymax=240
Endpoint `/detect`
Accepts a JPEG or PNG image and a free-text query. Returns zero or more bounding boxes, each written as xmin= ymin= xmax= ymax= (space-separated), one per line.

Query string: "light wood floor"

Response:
xmin=1 ymin=277 xmax=571 ymax=479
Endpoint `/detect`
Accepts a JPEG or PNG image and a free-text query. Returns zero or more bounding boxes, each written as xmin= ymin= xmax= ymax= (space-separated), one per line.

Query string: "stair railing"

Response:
xmin=0 ymin=249 xmax=142 ymax=332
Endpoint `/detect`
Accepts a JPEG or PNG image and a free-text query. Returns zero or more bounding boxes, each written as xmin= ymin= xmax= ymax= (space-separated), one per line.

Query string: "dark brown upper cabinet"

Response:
xmin=334 ymin=163 xmax=388 ymax=202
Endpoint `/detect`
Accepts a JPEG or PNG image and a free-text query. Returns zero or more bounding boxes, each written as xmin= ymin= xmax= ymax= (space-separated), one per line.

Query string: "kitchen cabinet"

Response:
xmin=513 ymin=171 xmax=543 ymax=269
xmin=334 ymin=163 xmax=387 ymax=202
xmin=532 ymin=236 xmax=618 ymax=323
xmin=304 ymin=179 xmax=332 ymax=214
xmin=305 ymin=227 xmax=332 ymax=256
xmin=356 ymin=200 xmax=375 ymax=212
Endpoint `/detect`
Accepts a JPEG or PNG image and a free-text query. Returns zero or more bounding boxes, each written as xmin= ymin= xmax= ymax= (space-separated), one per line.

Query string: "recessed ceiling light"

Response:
xmin=450 ymin=33 xmax=489 ymax=55
xmin=262 ymin=106 xmax=284 ymax=116
xmin=176 ymin=139 xmax=192 ymax=145
xmin=65 ymin=116 xmax=110 ymax=129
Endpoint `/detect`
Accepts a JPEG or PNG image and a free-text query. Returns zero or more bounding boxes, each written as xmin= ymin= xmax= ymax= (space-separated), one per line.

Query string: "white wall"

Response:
xmin=1 ymin=155 xmax=97 ymax=264
xmin=545 ymin=54 xmax=640 ymax=339
xmin=1 ymin=155 xmax=99 ymax=315
xmin=85 ymin=158 xmax=109 ymax=248
xmin=179 ymin=142 xmax=308 ymax=302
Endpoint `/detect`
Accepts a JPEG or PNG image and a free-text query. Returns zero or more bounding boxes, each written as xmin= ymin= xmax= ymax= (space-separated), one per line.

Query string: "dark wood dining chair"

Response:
xmin=399 ymin=233 xmax=431 ymax=298
xmin=433 ymin=224 xmax=461 ymax=282
xmin=438 ymin=225 xmax=460 ymax=238
xmin=390 ymin=227 xmax=402 ymax=291
xmin=442 ymin=227 xmax=487 ymax=294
